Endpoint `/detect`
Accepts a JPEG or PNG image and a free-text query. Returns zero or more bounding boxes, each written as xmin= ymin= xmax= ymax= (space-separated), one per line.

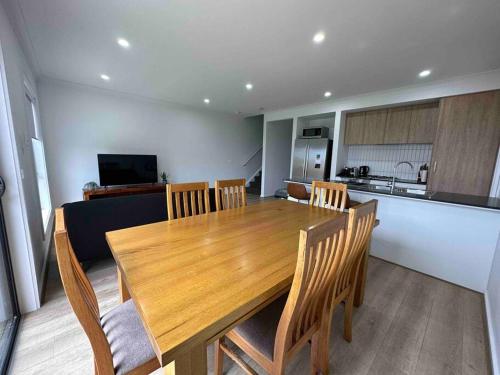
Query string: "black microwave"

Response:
xmin=301 ymin=127 xmax=329 ymax=138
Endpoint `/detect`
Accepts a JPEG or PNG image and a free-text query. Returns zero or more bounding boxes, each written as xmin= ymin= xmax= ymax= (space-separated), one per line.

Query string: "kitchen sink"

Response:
xmin=350 ymin=183 xmax=433 ymax=197
xmin=405 ymin=188 xmax=427 ymax=195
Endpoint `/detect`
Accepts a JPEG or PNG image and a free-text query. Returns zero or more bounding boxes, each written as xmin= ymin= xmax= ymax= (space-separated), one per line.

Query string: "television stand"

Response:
xmin=83 ymin=183 xmax=166 ymax=201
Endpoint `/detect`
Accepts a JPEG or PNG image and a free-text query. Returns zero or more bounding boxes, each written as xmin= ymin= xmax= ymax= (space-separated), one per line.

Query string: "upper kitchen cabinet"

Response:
xmin=383 ymin=106 xmax=413 ymax=144
xmin=363 ymin=109 xmax=388 ymax=144
xmin=428 ymin=90 xmax=500 ymax=196
xmin=408 ymin=102 xmax=439 ymax=143
xmin=344 ymin=112 xmax=366 ymax=144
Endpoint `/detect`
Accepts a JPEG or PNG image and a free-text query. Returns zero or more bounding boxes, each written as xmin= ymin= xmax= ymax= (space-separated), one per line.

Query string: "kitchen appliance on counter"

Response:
xmin=338 ymin=167 xmax=351 ymax=177
xmin=292 ymin=134 xmax=332 ymax=183
xmin=359 ymin=166 xmax=369 ymax=177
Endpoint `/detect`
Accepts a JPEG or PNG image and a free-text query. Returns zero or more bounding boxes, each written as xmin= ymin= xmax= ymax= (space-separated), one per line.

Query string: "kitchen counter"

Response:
xmin=284 ymin=179 xmax=500 ymax=211
xmin=347 ymin=184 xmax=500 ymax=211
xmin=285 ymin=178 xmax=500 ymax=292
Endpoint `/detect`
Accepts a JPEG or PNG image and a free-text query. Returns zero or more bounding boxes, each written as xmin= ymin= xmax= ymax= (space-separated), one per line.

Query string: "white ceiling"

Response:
xmin=8 ymin=0 xmax=500 ymax=114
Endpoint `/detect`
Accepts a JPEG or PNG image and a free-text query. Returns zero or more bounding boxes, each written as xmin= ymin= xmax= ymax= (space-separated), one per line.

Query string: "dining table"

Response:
xmin=105 ymin=199 xmax=377 ymax=374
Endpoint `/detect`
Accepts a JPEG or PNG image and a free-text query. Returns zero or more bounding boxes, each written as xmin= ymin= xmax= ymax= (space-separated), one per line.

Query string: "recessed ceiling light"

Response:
xmin=117 ymin=38 xmax=130 ymax=48
xmin=204 ymin=98 xmax=210 ymax=104
xmin=418 ymin=69 xmax=431 ymax=78
xmin=324 ymin=91 xmax=332 ymax=98
xmin=245 ymin=83 xmax=253 ymax=90
xmin=313 ymin=31 xmax=325 ymax=44
xmin=100 ymin=74 xmax=110 ymax=81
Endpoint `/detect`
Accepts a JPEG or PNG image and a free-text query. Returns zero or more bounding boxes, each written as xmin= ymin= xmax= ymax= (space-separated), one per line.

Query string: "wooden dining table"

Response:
xmin=106 ymin=199 xmax=376 ymax=374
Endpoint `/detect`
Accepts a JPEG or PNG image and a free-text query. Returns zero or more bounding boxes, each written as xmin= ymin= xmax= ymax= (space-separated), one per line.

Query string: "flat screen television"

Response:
xmin=98 ymin=154 xmax=158 ymax=186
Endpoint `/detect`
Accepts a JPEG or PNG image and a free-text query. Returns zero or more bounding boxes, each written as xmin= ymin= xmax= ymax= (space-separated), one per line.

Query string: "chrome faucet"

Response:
xmin=390 ymin=161 xmax=414 ymax=193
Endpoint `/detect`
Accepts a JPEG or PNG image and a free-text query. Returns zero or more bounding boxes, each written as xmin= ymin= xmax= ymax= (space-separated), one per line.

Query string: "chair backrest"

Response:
xmin=166 ymin=182 xmax=210 ymax=220
xmin=214 ymin=178 xmax=247 ymax=211
xmin=334 ymin=200 xmax=378 ymax=300
xmin=54 ymin=208 xmax=115 ymax=375
xmin=274 ymin=214 xmax=348 ymax=359
xmin=287 ymin=182 xmax=310 ymax=201
xmin=309 ymin=181 xmax=347 ymax=211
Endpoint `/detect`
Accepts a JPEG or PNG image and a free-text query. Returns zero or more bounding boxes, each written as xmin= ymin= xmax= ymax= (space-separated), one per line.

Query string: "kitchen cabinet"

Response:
xmin=428 ymin=90 xmax=500 ymax=196
xmin=344 ymin=112 xmax=366 ymax=145
xmin=383 ymin=106 xmax=413 ymax=144
xmin=408 ymin=102 xmax=439 ymax=143
xmin=363 ymin=109 xmax=387 ymax=144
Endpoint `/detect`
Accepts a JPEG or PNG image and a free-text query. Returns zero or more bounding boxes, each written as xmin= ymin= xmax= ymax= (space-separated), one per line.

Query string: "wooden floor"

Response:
xmin=8 ymin=197 xmax=491 ymax=374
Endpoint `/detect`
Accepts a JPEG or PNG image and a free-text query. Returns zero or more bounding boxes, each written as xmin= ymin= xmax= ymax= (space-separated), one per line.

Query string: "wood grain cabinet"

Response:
xmin=344 ymin=112 xmax=366 ymax=145
xmin=383 ymin=106 xmax=413 ymax=144
xmin=428 ymin=90 xmax=500 ymax=196
xmin=363 ymin=109 xmax=388 ymax=144
xmin=343 ymin=102 xmax=440 ymax=145
xmin=408 ymin=102 xmax=439 ymax=143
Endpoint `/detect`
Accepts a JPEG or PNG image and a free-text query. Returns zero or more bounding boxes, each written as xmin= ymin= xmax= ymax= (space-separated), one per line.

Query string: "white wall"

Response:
xmin=38 ymin=79 xmax=263 ymax=207
xmin=261 ymin=119 xmax=293 ymax=197
xmin=0 ymin=0 xmax=48 ymax=312
xmin=487 ymin=234 xmax=500 ymax=375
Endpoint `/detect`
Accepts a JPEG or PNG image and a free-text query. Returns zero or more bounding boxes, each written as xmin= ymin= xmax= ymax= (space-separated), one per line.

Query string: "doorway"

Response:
xmin=0 ymin=69 xmax=21 ymax=373
xmin=262 ymin=119 xmax=294 ymax=197
xmin=0 ymin=177 xmax=20 ymax=373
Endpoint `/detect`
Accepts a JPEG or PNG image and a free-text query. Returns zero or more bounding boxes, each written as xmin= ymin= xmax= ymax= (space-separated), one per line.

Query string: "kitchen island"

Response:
xmin=285 ymin=179 xmax=500 ymax=292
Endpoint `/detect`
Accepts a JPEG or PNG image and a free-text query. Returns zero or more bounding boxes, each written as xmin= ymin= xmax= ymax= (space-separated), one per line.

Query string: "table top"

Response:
xmin=106 ymin=199 xmax=343 ymax=365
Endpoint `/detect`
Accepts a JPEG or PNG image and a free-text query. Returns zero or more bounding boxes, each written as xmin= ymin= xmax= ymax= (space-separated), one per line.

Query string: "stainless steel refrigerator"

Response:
xmin=292 ymin=138 xmax=332 ymax=183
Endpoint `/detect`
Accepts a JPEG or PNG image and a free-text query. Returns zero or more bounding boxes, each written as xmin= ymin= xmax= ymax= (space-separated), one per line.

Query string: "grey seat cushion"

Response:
xmin=232 ymin=293 xmax=288 ymax=360
xmin=101 ymin=299 xmax=156 ymax=375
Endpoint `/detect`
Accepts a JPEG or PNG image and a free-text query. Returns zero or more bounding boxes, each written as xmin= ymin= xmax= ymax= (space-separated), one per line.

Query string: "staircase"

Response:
xmin=247 ymin=170 xmax=262 ymax=195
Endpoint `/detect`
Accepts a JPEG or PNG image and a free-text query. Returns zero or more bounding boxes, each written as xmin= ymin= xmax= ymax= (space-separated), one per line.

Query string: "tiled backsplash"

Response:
xmin=346 ymin=144 xmax=432 ymax=181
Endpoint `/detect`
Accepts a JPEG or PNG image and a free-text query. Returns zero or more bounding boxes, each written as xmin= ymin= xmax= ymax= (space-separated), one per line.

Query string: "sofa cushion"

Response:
xmin=63 ymin=192 xmax=168 ymax=262
xmin=101 ymin=299 xmax=156 ymax=375
xmin=63 ymin=189 xmax=219 ymax=262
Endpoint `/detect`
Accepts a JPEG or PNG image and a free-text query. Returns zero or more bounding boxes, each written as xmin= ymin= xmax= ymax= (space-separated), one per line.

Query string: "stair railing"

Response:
xmin=242 ymin=145 xmax=263 ymax=167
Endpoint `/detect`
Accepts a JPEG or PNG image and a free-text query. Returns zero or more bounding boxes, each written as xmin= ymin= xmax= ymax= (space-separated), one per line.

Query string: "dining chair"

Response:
xmin=53 ymin=208 xmax=160 ymax=375
xmin=214 ymin=178 xmax=247 ymax=211
xmin=214 ymin=214 xmax=349 ymax=375
xmin=331 ymin=199 xmax=378 ymax=346
xmin=309 ymin=181 xmax=348 ymax=211
xmin=166 ymin=181 xmax=210 ymax=220
xmin=287 ymin=182 xmax=311 ymax=203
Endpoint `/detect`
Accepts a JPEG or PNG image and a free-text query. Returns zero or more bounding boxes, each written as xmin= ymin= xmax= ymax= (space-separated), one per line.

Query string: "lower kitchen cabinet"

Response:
xmin=428 ymin=90 xmax=500 ymax=196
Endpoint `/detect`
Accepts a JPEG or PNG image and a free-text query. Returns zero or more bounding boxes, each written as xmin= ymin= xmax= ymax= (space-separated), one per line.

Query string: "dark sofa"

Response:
xmin=63 ymin=190 xmax=218 ymax=262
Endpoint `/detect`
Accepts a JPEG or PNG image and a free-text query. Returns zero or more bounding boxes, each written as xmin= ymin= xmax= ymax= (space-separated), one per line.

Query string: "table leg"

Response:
xmin=117 ymin=267 xmax=131 ymax=303
xmin=163 ymin=344 xmax=207 ymax=375
xmin=354 ymin=238 xmax=371 ymax=307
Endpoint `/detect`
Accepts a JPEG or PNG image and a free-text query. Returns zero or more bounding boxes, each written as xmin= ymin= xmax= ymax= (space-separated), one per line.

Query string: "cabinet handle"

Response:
xmin=433 ymin=161 xmax=437 ymax=173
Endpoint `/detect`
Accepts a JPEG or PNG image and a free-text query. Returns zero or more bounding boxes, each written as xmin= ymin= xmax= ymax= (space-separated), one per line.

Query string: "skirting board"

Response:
xmin=485 ymin=292 xmax=499 ymax=375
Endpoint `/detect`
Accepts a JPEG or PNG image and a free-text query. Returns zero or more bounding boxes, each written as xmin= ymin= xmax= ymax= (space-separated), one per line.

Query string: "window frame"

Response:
xmin=23 ymin=80 xmax=52 ymax=234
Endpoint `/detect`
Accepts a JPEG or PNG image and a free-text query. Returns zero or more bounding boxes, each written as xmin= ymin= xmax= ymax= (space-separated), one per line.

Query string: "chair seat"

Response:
xmin=101 ymin=299 xmax=156 ymax=375
xmin=232 ymin=293 xmax=288 ymax=360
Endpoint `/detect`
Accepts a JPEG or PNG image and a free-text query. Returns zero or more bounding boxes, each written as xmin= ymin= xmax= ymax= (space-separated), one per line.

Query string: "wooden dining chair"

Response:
xmin=214 ymin=178 xmax=247 ymax=211
xmin=53 ymin=208 xmax=160 ymax=375
xmin=309 ymin=181 xmax=348 ymax=211
xmin=335 ymin=200 xmax=378 ymax=343
xmin=215 ymin=214 xmax=349 ymax=375
xmin=166 ymin=181 xmax=210 ymax=220
xmin=287 ymin=182 xmax=311 ymax=203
